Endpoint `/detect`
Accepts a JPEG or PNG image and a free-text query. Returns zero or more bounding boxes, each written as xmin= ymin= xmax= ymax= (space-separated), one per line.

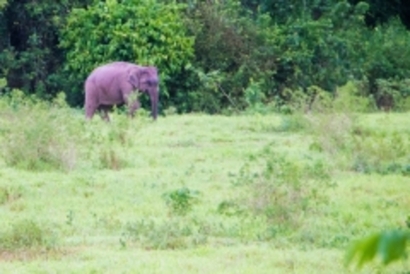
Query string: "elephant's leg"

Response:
xmin=85 ymin=104 xmax=97 ymax=119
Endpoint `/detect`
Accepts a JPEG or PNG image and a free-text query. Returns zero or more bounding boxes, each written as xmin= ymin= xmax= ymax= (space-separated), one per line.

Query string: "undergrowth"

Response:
xmin=230 ymin=146 xmax=332 ymax=236
xmin=0 ymin=219 xmax=57 ymax=251
xmin=0 ymin=90 xmax=148 ymax=171
xmin=280 ymin=83 xmax=410 ymax=176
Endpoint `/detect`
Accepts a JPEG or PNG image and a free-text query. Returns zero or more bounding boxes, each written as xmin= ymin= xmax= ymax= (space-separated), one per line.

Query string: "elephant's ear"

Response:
xmin=127 ymin=69 xmax=139 ymax=88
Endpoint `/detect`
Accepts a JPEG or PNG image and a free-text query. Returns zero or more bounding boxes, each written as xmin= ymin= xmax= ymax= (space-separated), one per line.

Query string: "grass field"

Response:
xmin=0 ymin=94 xmax=409 ymax=273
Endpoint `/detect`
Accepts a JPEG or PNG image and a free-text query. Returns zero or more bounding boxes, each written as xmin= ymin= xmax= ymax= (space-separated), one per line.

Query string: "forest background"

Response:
xmin=1 ymin=0 xmax=410 ymax=113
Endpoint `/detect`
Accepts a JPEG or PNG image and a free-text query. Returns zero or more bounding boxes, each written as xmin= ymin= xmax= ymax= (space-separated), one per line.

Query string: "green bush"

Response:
xmin=371 ymin=79 xmax=410 ymax=111
xmin=59 ymin=0 xmax=194 ymax=105
xmin=162 ymin=187 xmax=200 ymax=216
xmin=359 ymin=20 xmax=410 ymax=110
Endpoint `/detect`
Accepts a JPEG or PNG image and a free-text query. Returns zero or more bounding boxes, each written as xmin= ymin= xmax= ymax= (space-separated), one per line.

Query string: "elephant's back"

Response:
xmin=97 ymin=61 xmax=140 ymax=70
xmin=87 ymin=63 xmax=124 ymax=81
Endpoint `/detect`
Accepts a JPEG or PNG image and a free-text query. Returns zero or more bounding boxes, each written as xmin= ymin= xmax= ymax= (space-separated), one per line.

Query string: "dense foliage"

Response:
xmin=0 ymin=0 xmax=92 ymax=99
xmin=59 ymin=0 xmax=194 ymax=105
xmin=1 ymin=0 xmax=410 ymax=112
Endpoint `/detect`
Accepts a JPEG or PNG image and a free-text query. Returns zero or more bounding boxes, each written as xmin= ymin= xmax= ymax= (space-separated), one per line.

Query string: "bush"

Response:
xmin=162 ymin=187 xmax=200 ymax=216
xmin=59 ymin=0 xmax=194 ymax=106
xmin=371 ymin=79 xmax=410 ymax=111
xmin=359 ymin=20 xmax=410 ymax=110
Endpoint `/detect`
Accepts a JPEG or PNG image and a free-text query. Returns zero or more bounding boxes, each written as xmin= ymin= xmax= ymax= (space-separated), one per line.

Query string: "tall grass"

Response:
xmin=284 ymin=83 xmax=410 ymax=176
xmin=229 ymin=147 xmax=332 ymax=238
xmin=0 ymin=219 xmax=57 ymax=251
xmin=0 ymin=90 xmax=148 ymax=171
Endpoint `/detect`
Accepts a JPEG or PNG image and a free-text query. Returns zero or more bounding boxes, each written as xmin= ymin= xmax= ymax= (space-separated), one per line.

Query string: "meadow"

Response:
xmin=0 ymin=91 xmax=409 ymax=273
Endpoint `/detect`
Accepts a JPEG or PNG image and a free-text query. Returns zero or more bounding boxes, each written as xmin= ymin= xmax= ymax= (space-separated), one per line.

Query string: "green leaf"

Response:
xmin=346 ymin=230 xmax=409 ymax=269
xmin=378 ymin=230 xmax=408 ymax=265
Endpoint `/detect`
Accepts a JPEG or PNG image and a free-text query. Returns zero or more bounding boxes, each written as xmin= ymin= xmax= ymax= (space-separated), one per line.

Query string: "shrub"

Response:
xmin=359 ymin=20 xmax=410 ymax=110
xmin=162 ymin=187 xmax=200 ymax=216
xmin=0 ymin=185 xmax=24 ymax=205
xmin=372 ymin=79 xmax=410 ymax=111
xmin=59 ymin=0 xmax=194 ymax=106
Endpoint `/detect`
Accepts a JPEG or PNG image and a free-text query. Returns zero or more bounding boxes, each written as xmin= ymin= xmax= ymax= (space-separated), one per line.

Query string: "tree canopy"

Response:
xmin=1 ymin=0 xmax=410 ymax=112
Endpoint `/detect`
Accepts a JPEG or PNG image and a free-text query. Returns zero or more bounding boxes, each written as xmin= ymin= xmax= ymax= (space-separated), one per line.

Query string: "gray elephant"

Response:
xmin=84 ymin=61 xmax=159 ymax=121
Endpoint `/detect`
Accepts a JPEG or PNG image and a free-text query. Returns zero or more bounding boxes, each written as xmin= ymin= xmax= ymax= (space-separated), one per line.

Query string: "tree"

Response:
xmin=0 ymin=0 xmax=91 ymax=98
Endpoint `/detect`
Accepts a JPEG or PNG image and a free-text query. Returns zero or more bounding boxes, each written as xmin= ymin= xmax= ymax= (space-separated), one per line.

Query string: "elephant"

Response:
xmin=84 ymin=61 xmax=159 ymax=121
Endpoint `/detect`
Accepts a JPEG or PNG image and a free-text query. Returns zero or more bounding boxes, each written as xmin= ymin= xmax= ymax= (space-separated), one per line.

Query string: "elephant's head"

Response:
xmin=128 ymin=66 xmax=159 ymax=120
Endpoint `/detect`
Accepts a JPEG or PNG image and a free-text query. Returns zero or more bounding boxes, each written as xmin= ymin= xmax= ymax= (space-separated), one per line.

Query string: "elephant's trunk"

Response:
xmin=150 ymin=89 xmax=159 ymax=120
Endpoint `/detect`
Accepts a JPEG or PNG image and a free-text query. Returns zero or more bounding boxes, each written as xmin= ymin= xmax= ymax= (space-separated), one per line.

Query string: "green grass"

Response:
xmin=0 ymin=93 xmax=409 ymax=273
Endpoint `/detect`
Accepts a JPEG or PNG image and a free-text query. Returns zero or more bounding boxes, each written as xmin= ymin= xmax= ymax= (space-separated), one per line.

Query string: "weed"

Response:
xmin=163 ymin=106 xmax=178 ymax=116
xmin=350 ymin=132 xmax=410 ymax=175
xmin=0 ymin=91 xmax=147 ymax=171
xmin=304 ymin=102 xmax=409 ymax=175
xmin=0 ymin=219 xmax=57 ymax=250
xmin=0 ymin=91 xmax=83 ymax=171
xmin=217 ymin=200 xmax=246 ymax=217
xmin=275 ymin=113 xmax=308 ymax=132
xmin=233 ymin=147 xmax=331 ymax=232
xmin=83 ymin=115 xmax=147 ymax=170
xmin=99 ymin=148 xmax=128 ymax=170
xmin=92 ymin=213 xmax=122 ymax=232
xmin=121 ymin=218 xmax=207 ymax=250
xmin=66 ymin=210 xmax=74 ymax=226
xmin=306 ymin=112 xmax=355 ymax=156
xmin=231 ymin=162 xmax=256 ymax=186
xmin=162 ymin=187 xmax=200 ymax=216
xmin=0 ymin=185 xmax=24 ymax=205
